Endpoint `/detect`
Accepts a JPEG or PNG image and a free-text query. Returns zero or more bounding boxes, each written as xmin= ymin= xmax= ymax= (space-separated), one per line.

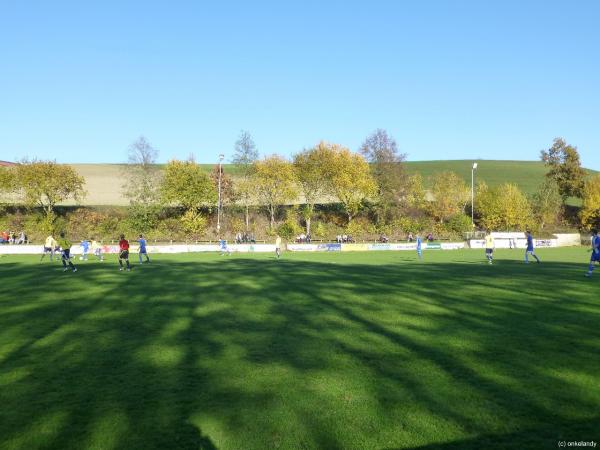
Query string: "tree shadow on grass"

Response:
xmin=0 ymin=256 xmax=599 ymax=449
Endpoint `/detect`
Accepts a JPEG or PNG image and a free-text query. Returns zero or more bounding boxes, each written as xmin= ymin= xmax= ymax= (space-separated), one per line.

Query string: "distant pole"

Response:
xmin=217 ymin=154 xmax=225 ymax=233
xmin=471 ymin=162 xmax=478 ymax=228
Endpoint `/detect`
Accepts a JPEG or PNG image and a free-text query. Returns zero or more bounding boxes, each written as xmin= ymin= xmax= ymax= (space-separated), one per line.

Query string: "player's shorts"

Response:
xmin=43 ymin=246 xmax=52 ymax=252
xmin=526 ymin=247 xmax=534 ymax=252
xmin=485 ymin=248 xmax=493 ymax=254
xmin=62 ymin=250 xmax=71 ymax=259
xmin=139 ymin=248 xmax=147 ymax=254
xmin=119 ymin=250 xmax=129 ymax=259
xmin=591 ymin=250 xmax=600 ymax=262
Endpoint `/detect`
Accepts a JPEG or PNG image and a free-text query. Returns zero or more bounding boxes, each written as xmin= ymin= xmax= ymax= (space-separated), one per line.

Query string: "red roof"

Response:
xmin=0 ymin=161 xmax=16 ymax=166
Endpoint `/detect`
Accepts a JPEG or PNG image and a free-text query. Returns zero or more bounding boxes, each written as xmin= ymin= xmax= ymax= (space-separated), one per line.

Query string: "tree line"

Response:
xmin=1 ymin=132 xmax=599 ymax=241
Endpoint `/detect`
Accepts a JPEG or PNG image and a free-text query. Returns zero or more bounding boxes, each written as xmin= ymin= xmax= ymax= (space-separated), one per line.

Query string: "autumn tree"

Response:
xmin=540 ymin=138 xmax=585 ymax=201
xmin=0 ymin=166 xmax=16 ymax=197
xmin=232 ymin=130 xmax=259 ymax=231
xmin=531 ymin=179 xmax=562 ymax=229
xmin=327 ymin=146 xmax=377 ymax=223
xmin=405 ymin=173 xmax=427 ymax=211
xmin=293 ymin=142 xmax=333 ymax=235
xmin=253 ymin=155 xmax=298 ymax=229
xmin=476 ymin=182 xmax=533 ymax=230
xmin=427 ymin=171 xmax=469 ymax=223
xmin=580 ymin=174 xmax=600 ymax=230
xmin=13 ymin=160 xmax=86 ymax=216
xmin=359 ymin=129 xmax=407 ymax=221
xmin=161 ymin=158 xmax=217 ymax=213
xmin=122 ymin=136 xmax=162 ymax=232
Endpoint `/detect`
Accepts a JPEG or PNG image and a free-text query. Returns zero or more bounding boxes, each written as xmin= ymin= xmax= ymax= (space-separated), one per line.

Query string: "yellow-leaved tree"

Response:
xmin=160 ymin=158 xmax=216 ymax=235
xmin=293 ymin=142 xmax=335 ymax=235
xmin=476 ymin=182 xmax=533 ymax=230
xmin=580 ymin=174 xmax=600 ymax=230
xmin=253 ymin=155 xmax=298 ymax=229
xmin=428 ymin=171 xmax=469 ymax=223
xmin=325 ymin=145 xmax=377 ymax=223
xmin=13 ymin=160 xmax=86 ymax=217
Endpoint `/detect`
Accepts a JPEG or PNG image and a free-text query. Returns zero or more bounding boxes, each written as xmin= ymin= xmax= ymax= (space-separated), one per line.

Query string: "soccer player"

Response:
xmin=41 ymin=233 xmax=58 ymax=262
xmin=118 ymin=234 xmax=131 ymax=271
xmin=485 ymin=230 xmax=495 ymax=264
xmin=416 ymin=234 xmax=423 ymax=260
xmin=219 ymin=238 xmax=231 ymax=256
xmin=80 ymin=238 xmax=90 ymax=261
xmin=275 ymin=234 xmax=282 ymax=259
xmin=524 ymin=230 xmax=540 ymax=263
xmin=585 ymin=229 xmax=600 ymax=277
xmin=91 ymin=238 xmax=104 ymax=261
xmin=137 ymin=234 xmax=150 ymax=264
xmin=57 ymin=232 xmax=77 ymax=272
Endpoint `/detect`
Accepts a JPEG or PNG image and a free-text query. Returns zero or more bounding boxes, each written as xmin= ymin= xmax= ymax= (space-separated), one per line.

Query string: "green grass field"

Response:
xmin=1 ymin=249 xmax=599 ymax=450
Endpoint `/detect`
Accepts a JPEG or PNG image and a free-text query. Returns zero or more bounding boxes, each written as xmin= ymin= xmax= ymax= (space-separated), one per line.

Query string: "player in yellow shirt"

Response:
xmin=485 ymin=231 xmax=495 ymax=265
xmin=275 ymin=235 xmax=282 ymax=259
xmin=40 ymin=234 xmax=58 ymax=262
xmin=90 ymin=238 xmax=104 ymax=261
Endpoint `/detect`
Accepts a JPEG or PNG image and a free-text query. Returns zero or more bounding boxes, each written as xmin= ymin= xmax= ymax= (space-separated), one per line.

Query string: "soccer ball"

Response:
xmin=79 ymin=256 xmax=84 ymax=260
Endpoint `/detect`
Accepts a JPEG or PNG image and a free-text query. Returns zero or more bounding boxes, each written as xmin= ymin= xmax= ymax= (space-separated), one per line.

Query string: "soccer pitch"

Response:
xmin=1 ymin=249 xmax=599 ymax=450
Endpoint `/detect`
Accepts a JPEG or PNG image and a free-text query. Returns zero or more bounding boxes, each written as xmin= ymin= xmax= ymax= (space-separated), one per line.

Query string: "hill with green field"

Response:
xmin=66 ymin=160 xmax=596 ymax=206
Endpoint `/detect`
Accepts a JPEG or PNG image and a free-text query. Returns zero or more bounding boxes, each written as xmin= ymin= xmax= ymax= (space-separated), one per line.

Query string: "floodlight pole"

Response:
xmin=217 ymin=154 xmax=225 ymax=233
xmin=471 ymin=162 xmax=478 ymax=228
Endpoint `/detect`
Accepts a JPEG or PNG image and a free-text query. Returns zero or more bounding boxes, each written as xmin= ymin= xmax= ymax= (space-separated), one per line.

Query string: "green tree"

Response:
xmin=14 ymin=160 xmax=86 ymax=216
xmin=232 ymin=130 xmax=259 ymax=231
xmin=326 ymin=145 xmax=377 ymax=223
xmin=122 ymin=137 xmax=162 ymax=232
xmin=540 ymin=137 xmax=585 ymax=201
xmin=531 ymin=179 xmax=562 ymax=229
xmin=476 ymin=182 xmax=533 ymax=230
xmin=161 ymin=158 xmax=217 ymax=213
xmin=428 ymin=171 xmax=469 ymax=223
xmin=253 ymin=155 xmax=298 ymax=229
xmin=293 ymin=142 xmax=333 ymax=235
xmin=580 ymin=174 xmax=600 ymax=230
xmin=359 ymin=129 xmax=407 ymax=222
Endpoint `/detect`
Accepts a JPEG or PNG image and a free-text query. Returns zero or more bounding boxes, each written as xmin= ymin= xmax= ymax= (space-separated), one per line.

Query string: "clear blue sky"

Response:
xmin=1 ymin=0 xmax=598 ymax=169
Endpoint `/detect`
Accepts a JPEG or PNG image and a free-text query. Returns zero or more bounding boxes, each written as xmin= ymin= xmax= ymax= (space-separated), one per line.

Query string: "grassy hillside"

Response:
xmin=67 ymin=161 xmax=596 ymax=206
xmin=405 ymin=160 xmax=549 ymax=194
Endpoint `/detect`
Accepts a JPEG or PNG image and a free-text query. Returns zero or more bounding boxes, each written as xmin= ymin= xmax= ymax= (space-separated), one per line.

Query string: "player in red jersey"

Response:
xmin=118 ymin=234 xmax=131 ymax=271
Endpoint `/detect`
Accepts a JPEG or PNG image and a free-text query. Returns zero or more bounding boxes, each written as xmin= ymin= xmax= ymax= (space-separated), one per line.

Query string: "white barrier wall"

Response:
xmin=469 ymin=239 xmax=558 ymax=249
xmin=0 ymin=243 xmax=276 ymax=255
xmin=469 ymin=233 xmax=581 ymax=249
xmin=554 ymin=234 xmax=581 ymax=247
xmin=286 ymin=242 xmax=465 ymax=252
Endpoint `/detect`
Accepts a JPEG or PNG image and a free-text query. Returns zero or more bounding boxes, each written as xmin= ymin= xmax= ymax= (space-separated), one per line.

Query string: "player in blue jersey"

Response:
xmin=80 ymin=239 xmax=90 ymax=260
xmin=219 ymin=238 xmax=231 ymax=256
xmin=137 ymin=234 xmax=150 ymax=264
xmin=416 ymin=234 xmax=423 ymax=260
xmin=585 ymin=229 xmax=600 ymax=277
xmin=524 ymin=230 xmax=540 ymax=263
